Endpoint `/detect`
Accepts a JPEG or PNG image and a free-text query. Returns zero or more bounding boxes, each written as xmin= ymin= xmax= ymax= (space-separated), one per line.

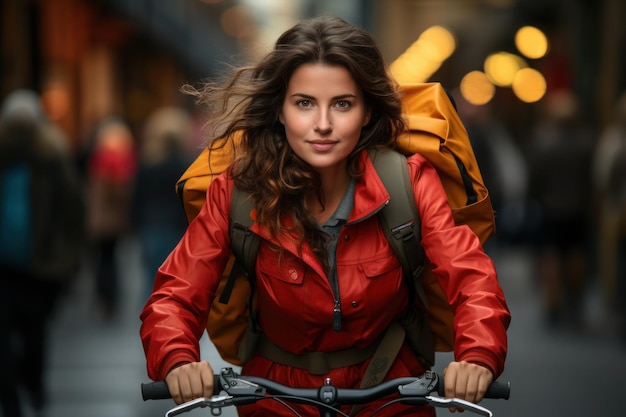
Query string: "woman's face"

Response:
xmin=279 ymin=63 xmax=370 ymax=177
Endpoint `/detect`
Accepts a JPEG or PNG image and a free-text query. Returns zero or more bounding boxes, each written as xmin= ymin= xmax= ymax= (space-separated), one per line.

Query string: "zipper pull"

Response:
xmin=333 ymin=300 xmax=342 ymax=331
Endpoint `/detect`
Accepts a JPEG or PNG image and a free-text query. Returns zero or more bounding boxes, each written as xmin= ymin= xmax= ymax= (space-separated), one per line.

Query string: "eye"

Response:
xmin=296 ymin=99 xmax=313 ymax=108
xmin=335 ymin=100 xmax=352 ymax=110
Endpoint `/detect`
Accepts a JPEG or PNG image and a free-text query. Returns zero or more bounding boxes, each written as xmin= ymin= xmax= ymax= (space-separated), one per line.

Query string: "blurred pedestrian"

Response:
xmin=85 ymin=118 xmax=137 ymax=318
xmin=132 ymin=107 xmax=194 ymax=300
xmin=593 ymin=92 xmax=626 ymax=342
xmin=461 ymin=101 xmax=531 ymax=252
xmin=0 ymin=89 xmax=85 ymax=416
xmin=527 ymin=90 xmax=595 ymax=328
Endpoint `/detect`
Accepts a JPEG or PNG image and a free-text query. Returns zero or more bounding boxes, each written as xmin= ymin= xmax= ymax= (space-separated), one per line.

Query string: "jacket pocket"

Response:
xmin=256 ymin=249 xmax=306 ymax=285
xmin=358 ymin=254 xmax=401 ymax=279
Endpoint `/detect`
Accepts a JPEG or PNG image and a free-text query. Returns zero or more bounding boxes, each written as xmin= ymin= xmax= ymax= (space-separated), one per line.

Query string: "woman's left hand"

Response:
xmin=443 ymin=360 xmax=493 ymax=412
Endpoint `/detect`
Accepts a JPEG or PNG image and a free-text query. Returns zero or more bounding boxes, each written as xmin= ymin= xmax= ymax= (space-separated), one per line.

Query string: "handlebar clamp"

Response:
xmin=398 ymin=370 xmax=438 ymax=397
xmin=319 ymin=378 xmax=338 ymax=405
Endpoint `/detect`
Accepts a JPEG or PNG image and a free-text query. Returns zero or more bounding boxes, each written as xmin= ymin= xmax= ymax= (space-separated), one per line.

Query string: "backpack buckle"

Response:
xmin=391 ymin=220 xmax=415 ymax=242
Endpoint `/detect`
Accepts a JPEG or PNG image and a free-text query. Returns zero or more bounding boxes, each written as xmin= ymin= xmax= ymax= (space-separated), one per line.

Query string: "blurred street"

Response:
xmin=436 ymin=246 xmax=626 ymax=417
xmin=2 ymin=2 xmax=625 ymax=417
xmin=29 ymin=238 xmax=624 ymax=417
xmin=40 ymin=237 xmax=239 ymax=417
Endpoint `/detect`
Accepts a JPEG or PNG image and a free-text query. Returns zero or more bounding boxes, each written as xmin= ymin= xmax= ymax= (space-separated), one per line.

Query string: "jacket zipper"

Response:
xmin=333 ymin=299 xmax=342 ymax=331
xmin=331 ymin=200 xmax=388 ymax=331
xmin=329 ymin=234 xmax=343 ymax=332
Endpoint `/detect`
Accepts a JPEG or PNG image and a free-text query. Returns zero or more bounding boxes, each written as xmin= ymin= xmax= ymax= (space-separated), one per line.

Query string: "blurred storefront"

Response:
xmin=1 ymin=0 xmax=624 ymax=153
xmin=1 ymin=0 xmax=241 ymax=152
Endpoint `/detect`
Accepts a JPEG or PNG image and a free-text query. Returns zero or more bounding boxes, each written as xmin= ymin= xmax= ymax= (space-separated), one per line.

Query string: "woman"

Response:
xmin=86 ymin=118 xmax=137 ymax=317
xmin=140 ymin=16 xmax=510 ymax=416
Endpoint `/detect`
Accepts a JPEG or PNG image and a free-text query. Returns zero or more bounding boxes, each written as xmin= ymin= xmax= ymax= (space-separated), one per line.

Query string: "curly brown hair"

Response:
xmin=186 ymin=16 xmax=405 ymax=265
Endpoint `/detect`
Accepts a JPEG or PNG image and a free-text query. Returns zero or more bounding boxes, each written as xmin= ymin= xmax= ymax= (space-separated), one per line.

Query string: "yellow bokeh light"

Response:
xmin=419 ymin=25 xmax=456 ymax=61
xmin=411 ymin=39 xmax=443 ymax=64
xmin=484 ymin=52 xmax=526 ymax=87
xmin=515 ymin=26 xmax=549 ymax=59
xmin=389 ymin=25 xmax=455 ymax=84
xmin=460 ymin=71 xmax=495 ymax=105
xmin=512 ymin=67 xmax=547 ymax=103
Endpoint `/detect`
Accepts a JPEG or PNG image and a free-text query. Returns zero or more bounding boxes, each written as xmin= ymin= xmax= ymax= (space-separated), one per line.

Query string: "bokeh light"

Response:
xmin=484 ymin=52 xmax=527 ymax=87
xmin=390 ymin=25 xmax=456 ymax=84
xmin=419 ymin=25 xmax=456 ymax=61
xmin=515 ymin=26 xmax=549 ymax=59
xmin=511 ymin=67 xmax=547 ymax=102
xmin=460 ymin=70 xmax=496 ymax=105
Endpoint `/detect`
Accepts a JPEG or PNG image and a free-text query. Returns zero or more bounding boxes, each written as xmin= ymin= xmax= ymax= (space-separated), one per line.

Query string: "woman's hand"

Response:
xmin=165 ymin=361 xmax=215 ymax=405
xmin=443 ymin=361 xmax=493 ymax=412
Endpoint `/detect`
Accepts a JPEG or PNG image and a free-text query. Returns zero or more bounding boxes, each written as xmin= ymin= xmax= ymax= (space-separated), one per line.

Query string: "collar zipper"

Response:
xmin=333 ymin=299 xmax=342 ymax=331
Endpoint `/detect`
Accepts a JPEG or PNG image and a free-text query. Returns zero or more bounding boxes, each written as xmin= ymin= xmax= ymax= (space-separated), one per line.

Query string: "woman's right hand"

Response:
xmin=165 ymin=361 xmax=215 ymax=404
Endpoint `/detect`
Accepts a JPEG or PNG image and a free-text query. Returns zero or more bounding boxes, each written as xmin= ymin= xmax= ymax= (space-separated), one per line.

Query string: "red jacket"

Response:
xmin=140 ymin=150 xmax=510 ymax=400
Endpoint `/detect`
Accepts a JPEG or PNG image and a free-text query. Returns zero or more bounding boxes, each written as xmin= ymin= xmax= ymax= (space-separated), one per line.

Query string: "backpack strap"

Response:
xmin=368 ymin=148 xmax=427 ymax=307
xmin=220 ymin=186 xmax=258 ymax=304
xmin=225 ymin=150 xmax=433 ymax=373
xmin=225 ymin=149 xmax=428 ymax=307
xmin=350 ymin=149 xmax=433 ymax=407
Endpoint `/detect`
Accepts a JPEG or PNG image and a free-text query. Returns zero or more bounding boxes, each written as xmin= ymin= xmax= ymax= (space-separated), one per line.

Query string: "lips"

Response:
xmin=308 ymin=140 xmax=337 ymax=152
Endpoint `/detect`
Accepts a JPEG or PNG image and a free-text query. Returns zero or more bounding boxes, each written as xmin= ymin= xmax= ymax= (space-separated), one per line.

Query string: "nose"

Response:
xmin=314 ymin=110 xmax=332 ymax=134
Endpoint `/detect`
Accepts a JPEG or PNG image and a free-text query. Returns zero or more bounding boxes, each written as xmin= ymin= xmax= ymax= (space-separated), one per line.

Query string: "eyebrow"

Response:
xmin=289 ymin=93 xmax=358 ymax=100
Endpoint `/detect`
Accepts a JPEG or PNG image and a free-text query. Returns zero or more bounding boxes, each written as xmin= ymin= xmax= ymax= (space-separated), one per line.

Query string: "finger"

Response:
xmin=443 ymin=365 xmax=457 ymax=399
xmin=463 ymin=371 xmax=480 ymax=404
xmin=188 ymin=361 xmax=214 ymax=398
xmin=200 ymin=362 xmax=215 ymax=397
xmin=443 ymin=365 xmax=460 ymax=413
xmin=165 ymin=376 xmax=183 ymax=405
xmin=188 ymin=364 xmax=205 ymax=400
xmin=474 ymin=369 xmax=494 ymax=403
xmin=461 ymin=363 xmax=493 ymax=403
xmin=166 ymin=367 xmax=186 ymax=405
xmin=185 ymin=361 xmax=215 ymax=400
xmin=178 ymin=368 xmax=195 ymax=403
xmin=452 ymin=365 xmax=470 ymax=401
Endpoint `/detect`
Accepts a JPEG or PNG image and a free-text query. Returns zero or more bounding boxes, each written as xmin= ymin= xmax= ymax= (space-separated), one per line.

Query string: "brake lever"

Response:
xmin=219 ymin=367 xmax=266 ymax=396
xmin=397 ymin=370 xmax=493 ymax=416
xmin=164 ymin=397 xmax=210 ymax=417
xmin=164 ymin=395 xmax=236 ymax=417
xmin=426 ymin=396 xmax=493 ymax=417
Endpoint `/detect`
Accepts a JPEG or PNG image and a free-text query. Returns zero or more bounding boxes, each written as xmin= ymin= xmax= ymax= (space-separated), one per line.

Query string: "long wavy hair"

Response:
xmin=186 ymin=16 xmax=405 ymax=265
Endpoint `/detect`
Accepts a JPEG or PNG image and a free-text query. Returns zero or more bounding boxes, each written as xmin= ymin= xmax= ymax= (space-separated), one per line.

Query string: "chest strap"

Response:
xmin=258 ymin=335 xmax=379 ymax=375
xmin=257 ymin=323 xmax=405 ymax=376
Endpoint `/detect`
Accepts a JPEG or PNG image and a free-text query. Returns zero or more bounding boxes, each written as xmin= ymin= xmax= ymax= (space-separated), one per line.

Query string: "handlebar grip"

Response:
xmin=435 ymin=375 xmax=510 ymax=400
xmin=142 ymin=375 xmax=225 ymax=401
xmin=485 ymin=380 xmax=510 ymax=400
xmin=141 ymin=381 xmax=170 ymax=401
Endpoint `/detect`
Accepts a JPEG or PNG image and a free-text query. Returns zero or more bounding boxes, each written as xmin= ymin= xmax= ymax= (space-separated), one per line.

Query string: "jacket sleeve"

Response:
xmin=408 ymin=154 xmax=511 ymax=378
xmin=139 ymin=173 xmax=233 ymax=381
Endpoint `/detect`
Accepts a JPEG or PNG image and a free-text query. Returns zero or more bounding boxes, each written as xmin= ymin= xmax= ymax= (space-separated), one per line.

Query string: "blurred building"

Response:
xmin=1 ymin=0 xmax=624 ymax=154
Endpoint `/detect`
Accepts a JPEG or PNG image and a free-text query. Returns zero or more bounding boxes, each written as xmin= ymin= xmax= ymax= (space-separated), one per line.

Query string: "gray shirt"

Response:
xmin=319 ymin=178 xmax=356 ymax=330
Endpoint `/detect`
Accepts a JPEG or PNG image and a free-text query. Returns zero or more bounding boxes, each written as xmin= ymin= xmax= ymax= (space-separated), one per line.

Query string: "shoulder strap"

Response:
xmin=223 ymin=149 xmax=427 ymax=306
xmin=350 ymin=149 xmax=431 ymax=404
xmin=368 ymin=148 xmax=427 ymax=307
xmin=219 ymin=186 xmax=259 ymax=304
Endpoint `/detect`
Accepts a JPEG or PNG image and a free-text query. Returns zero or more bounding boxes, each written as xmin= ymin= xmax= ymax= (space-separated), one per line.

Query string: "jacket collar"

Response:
xmin=249 ymin=149 xmax=391 ymax=261
xmin=347 ymin=149 xmax=391 ymax=223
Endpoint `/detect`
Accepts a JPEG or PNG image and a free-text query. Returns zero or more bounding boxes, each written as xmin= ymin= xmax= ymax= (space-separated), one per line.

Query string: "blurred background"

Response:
xmin=1 ymin=0 xmax=625 ymax=416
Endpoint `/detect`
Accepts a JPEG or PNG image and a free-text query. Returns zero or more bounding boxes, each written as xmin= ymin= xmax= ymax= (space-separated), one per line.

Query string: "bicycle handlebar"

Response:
xmin=142 ymin=367 xmax=510 ymax=417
